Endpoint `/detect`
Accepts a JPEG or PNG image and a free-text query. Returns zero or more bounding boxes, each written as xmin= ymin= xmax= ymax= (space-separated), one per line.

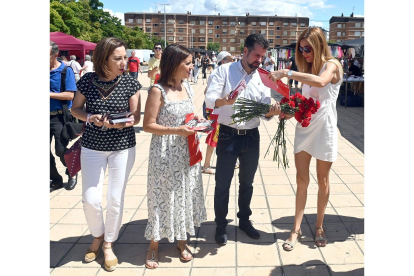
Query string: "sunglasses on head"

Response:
xmin=154 ymin=47 xmax=162 ymax=50
xmin=298 ymin=45 xmax=312 ymax=53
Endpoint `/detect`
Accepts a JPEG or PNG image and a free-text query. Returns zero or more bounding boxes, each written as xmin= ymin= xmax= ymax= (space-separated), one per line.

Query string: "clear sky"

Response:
xmin=101 ymin=0 xmax=364 ymax=30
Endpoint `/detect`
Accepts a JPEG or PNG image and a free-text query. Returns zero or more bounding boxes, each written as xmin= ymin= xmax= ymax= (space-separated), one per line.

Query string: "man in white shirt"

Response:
xmin=264 ymin=51 xmax=276 ymax=71
xmin=211 ymin=52 xmax=218 ymax=69
xmin=205 ymin=34 xmax=281 ymax=246
xmin=67 ymin=55 xmax=82 ymax=82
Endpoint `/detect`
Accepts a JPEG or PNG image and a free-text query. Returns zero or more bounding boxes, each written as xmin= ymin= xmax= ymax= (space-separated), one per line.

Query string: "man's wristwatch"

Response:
xmin=287 ymin=70 xmax=293 ymax=78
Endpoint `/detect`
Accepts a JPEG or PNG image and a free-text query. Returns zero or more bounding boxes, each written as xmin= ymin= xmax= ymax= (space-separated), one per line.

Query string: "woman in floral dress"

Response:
xmin=143 ymin=44 xmax=207 ymax=269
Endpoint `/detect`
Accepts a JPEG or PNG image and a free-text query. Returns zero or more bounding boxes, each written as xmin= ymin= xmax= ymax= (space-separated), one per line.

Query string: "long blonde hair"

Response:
xmin=296 ymin=27 xmax=343 ymax=76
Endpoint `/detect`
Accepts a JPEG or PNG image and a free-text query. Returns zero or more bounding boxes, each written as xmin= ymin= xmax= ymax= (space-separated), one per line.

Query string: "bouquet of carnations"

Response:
xmin=230 ymin=92 xmax=321 ymax=168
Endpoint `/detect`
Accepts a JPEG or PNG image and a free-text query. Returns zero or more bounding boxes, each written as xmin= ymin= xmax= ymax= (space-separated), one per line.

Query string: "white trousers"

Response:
xmin=81 ymin=146 xmax=135 ymax=242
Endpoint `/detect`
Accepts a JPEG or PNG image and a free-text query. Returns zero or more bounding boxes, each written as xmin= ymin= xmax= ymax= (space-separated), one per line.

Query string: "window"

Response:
xmin=222 ymin=29 xmax=228 ymax=34
xmin=200 ymin=20 xmax=205 ymax=25
xmin=215 ymin=34 xmax=220 ymax=38
xmin=337 ymin=32 xmax=341 ymax=36
xmin=222 ymin=46 xmax=227 ymax=51
xmin=168 ymin=19 xmax=175 ymax=24
xmin=291 ymin=22 xmax=297 ymax=26
xmin=251 ymin=30 xmax=256 ymax=34
xmin=161 ymin=20 xmax=165 ymax=23
xmin=239 ymin=38 xmax=244 ymax=44
xmin=275 ymin=44 xmax=280 ymax=47
xmin=300 ymin=23 xmax=305 ymax=27
xmin=128 ymin=19 xmax=133 ymax=23
xmin=355 ymin=31 xmax=361 ymax=36
xmin=269 ymin=30 xmax=274 ymax=35
xmin=223 ymin=21 xmax=228 ymax=25
xmin=192 ymin=29 xmax=195 ymax=34
xmin=260 ymin=22 xmax=266 ymax=26
xmin=161 ymin=27 xmax=165 ymax=32
xmin=230 ymin=47 xmax=236 ymax=51
xmin=153 ymin=33 xmax=159 ymax=36
xmin=362 ymin=31 xmax=364 ymax=36
xmin=208 ymin=29 xmax=213 ymax=34
xmin=269 ymin=39 xmax=274 ymax=43
xmin=252 ymin=22 xmax=257 ymax=26
xmin=261 ymin=30 xmax=266 ymax=35
xmin=178 ymin=20 xmax=184 ymax=24
xmin=208 ymin=20 xmax=213 ymax=25
xmin=146 ymin=19 xmax=151 ymax=23
xmin=283 ymin=22 xmax=288 ymax=26
xmin=136 ymin=19 xmax=142 ymax=23
xmin=222 ymin=38 xmax=227 ymax=43
xmin=215 ymin=25 xmax=220 ymax=29
xmin=276 ymin=35 xmax=281 ymax=38
xmin=343 ymin=32 xmax=346 ymax=36
xmin=178 ymin=28 xmax=183 ymax=33
xmin=230 ymin=38 xmax=236 ymax=43
xmin=240 ymin=30 xmax=245 ymax=35
xmin=355 ymin=22 xmax=362 ymax=28
xmin=168 ymin=36 xmax=174 ymax=41
xmin=337 ymin=23 xmax=342 ymax=28
xmin=178 ymin=36 xmax=183 ymax=41
xmin=199 ymin=46 xmax=205 ymax=49
xmin=283 ymin=39 xmax=288 ymax=44
xmin=168 ymin=28 xmax=173 ymax=32
xmin=191 ymin=21 xmax=196 ymax=25
xmin=291 ymin=31 xmax=296 ymax=36
xmin=230 ymin=29 xmax=235 ymax=35
xmin=240 ymin=22 xmax=245 ymax=26
xmin=276 ymin=26 xmax=281 ymax=30
xmin=146 ymin=27 xmax=151 ymax=32
xmin=269 ymin=22 xmax=274 ymax=26
xmin=139 ymin=27 xmax=143 ymax=30
xmin=230 ymin=21 xmax=236 ymax=26
xmin=199 ymin=37 xmax=205 ymax=42
xmin=153 ymin=23 xmax=158 ymax=27
xmin=191 ymin=37 xmax=196 ymax=42
xmin=283 ymin=31 xmax=287 ymax=36
xmin=208 ymin=38 xmax=213 ymax=42
xmin=200 ymin=28 xmax=205 ymax=34
xmin=291 ymin=40 xmax=297 ymax=43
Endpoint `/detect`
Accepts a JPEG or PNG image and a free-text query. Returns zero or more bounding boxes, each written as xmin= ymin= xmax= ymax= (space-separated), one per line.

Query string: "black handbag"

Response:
xmin=60 ymin=100 xmax=84 ymax=145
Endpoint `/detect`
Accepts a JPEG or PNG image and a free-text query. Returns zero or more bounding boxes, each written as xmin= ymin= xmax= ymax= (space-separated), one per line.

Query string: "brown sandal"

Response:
xmin=84 ymin=235 xmax=104 ymax=263
xmin=145 ymin=249 xmax=159 ymax=269
xmin=177 ymin=243 xmax=193 ymax=262
xmin=315 ymin=227 xmax=328 ymax=247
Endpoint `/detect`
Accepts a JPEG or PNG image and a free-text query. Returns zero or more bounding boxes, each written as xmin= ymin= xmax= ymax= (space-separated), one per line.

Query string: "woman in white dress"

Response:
xmin=268 ymin=27 xmax=343 ymax=251
xmin=143 ymin=44 xmax=207 ymax=268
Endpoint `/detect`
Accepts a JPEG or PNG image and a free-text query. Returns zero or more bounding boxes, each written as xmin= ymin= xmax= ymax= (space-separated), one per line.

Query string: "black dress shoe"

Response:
xmin=215 ymin=225 xmax=228 ymax=246
xmin=65 ymin=174 xmax=78 ymax=190
xmin=239 ymin=220 xmax=260 ymax=239
xmin=50 ymin=180 xmax=63 ymax=192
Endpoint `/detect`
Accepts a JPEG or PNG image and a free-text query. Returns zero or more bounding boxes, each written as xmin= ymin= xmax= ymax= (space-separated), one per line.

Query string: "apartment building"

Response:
xmin=329 ymin=14 xmax=364 ymax=41
xmin=124 ymin=12 xmax=309 ymax=55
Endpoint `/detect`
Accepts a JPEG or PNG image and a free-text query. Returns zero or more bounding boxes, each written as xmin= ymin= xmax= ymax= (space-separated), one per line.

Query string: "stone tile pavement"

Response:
xmin=50 ymin=70 xmax=364 ymax=275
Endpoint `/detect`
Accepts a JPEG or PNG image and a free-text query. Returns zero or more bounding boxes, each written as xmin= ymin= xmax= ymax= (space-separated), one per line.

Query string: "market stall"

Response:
xmin=50 ymin=32 xmax=97 ymax=64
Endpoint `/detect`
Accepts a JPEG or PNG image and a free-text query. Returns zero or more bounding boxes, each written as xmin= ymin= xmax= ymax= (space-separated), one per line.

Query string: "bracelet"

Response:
xmin=86 ymin=113 xmax=92 ymax=125
xmin=101 ymin=124 xmax=108 ymax=131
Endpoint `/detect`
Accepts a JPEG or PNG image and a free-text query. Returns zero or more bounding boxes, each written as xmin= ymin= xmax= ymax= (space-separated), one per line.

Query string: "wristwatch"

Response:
xmin=287 ymin=70 xmax=293 ymax=78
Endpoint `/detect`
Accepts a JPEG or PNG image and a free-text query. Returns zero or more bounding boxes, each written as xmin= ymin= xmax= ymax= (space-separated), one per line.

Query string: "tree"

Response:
xmin=207 ymin=42 xmax=220 ymax=52
xmin=239 ymin=43 xmax=245 ymax=53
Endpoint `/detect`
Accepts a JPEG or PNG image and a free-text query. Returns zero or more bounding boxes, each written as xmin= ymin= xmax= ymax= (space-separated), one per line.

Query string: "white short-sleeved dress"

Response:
xmin=294 ymin=61 xmax=343 ymax=162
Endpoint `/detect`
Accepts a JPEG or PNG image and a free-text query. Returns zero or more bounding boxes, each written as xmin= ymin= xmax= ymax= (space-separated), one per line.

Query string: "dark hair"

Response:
xmin=50 ymin=41 xmax=59 ymax=55
xmin=244 ymin=33 xmax=269 ymax=52
xmin=93 ymin=37 xmax=127 ymax=79
xmin=158 ymin=44 xmax=191 ymax=86
xmin=154 ymin=42 xmax=162 ymax=49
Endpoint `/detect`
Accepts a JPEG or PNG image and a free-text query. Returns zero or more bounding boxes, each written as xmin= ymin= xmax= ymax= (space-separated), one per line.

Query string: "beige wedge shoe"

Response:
xmin=102 ymin=243 xmax=118 ymax=272
xmin=84 ymin=235 xmax=104 ymax=263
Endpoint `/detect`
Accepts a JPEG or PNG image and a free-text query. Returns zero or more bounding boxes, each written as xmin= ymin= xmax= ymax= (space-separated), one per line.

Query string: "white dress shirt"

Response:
xmin=67 ymin=60 xmax=82 ymax=74
xmin=265 ymin=56 xmax=275 ymax=71
xmin=205 ymin=61 xmax=272 ymax=129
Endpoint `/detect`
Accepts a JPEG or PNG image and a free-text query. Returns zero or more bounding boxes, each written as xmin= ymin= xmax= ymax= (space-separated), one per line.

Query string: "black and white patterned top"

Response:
xmin=77 ymin=72 xmax=142 ymax=151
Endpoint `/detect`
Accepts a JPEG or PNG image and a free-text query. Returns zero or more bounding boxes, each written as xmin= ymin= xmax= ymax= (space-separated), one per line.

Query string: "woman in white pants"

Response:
xmin=71 ymin=37 xmax=142 ymax=272
xmin=193 ymin=53 xmax=201 ymax=84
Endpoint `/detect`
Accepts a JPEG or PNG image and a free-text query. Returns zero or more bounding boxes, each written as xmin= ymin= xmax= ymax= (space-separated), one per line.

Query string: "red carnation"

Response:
xmin=295 ymin=92 xmax=302 ymax=99
xmin=290 ymin=95 xmax=296 ymax=101
xmin=295 ymin=111 xmax=303 ymax=123
xmin=288 ymin=101 xmax=296 ymax=108
xmin=301 ymin=118 xmax=310 ymax=127
xmin=304 ymin=109 xmax=312 ymax=118
xmin=316 ymin=100 xmax=321 ymax=109
xmin=307 ymin=97 xmax=315 ymax=107
xmin=299 ymin=103 xmax=306 ymax=112
xmin=311 ymin=106 xmax=317 ymax=114
xmin=281 ymin=97 xmax=289 ymax=104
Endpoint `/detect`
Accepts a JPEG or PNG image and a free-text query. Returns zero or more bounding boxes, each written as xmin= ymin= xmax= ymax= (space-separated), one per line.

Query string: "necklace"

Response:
xmin=92 ymin=75 xmax=122 ymax=101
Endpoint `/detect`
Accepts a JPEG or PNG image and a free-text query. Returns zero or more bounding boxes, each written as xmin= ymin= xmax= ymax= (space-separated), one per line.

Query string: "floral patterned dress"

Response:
xmin=145 ymin=82 xmax=207 ymax=242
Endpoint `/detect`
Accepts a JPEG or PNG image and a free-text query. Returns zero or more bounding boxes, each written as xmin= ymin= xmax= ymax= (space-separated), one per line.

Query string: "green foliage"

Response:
xmin=207 ymin=42 xmax=220 ymax=52
xmin=239 ymin=43 xmax=245 ymax=53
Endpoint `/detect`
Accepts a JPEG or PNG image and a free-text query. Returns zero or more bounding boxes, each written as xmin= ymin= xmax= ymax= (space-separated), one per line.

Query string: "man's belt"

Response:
xmin=219 ymin=124 xmax=258 ymax=136
xmin=50 ymin=110 xmax=64 ymax=115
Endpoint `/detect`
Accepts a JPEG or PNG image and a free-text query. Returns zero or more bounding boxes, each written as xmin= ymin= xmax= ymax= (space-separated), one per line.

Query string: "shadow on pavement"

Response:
xmin=270 ymin=260 xmax=364 ymax=276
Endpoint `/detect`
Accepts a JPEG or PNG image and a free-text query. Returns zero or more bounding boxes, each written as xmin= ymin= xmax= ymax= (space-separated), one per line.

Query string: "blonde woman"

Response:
xmin=268 ymin=27 xmax=344 ymax=251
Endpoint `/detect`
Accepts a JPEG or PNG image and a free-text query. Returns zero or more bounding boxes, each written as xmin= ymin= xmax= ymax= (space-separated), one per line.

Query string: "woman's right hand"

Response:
xmin=176 ymin=125 xmax=195 ymax=137
xmin=90 ymin=114 xmax=104 ymax=127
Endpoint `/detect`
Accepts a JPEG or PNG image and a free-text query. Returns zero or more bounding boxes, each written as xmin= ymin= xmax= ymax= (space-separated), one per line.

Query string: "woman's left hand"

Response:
xmin=268 ymin=70 xmax=285 ymax=83
xmin=193 ymin=114 xmax=206 ymax=123
xmin=103 ymin=116 xmax=126 ymax=129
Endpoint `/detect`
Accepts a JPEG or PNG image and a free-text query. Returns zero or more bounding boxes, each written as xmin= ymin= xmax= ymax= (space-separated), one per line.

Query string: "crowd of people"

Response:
xmin=50 ymin=27 xmax=346 ymax=271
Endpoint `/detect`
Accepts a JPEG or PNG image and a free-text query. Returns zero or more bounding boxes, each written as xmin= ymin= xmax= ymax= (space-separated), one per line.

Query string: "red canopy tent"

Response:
xmin=50 ymin=32 xmax=96 ymax=64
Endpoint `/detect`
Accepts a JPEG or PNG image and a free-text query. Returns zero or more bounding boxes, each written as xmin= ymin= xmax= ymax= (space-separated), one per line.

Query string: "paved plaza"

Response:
xmin=50 ymin=70 xmax=364 ymax=275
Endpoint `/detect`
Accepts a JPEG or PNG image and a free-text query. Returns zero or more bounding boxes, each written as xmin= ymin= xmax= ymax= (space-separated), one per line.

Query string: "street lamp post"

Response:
xmin=157 ymin=2 xmax=170 ymax=48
